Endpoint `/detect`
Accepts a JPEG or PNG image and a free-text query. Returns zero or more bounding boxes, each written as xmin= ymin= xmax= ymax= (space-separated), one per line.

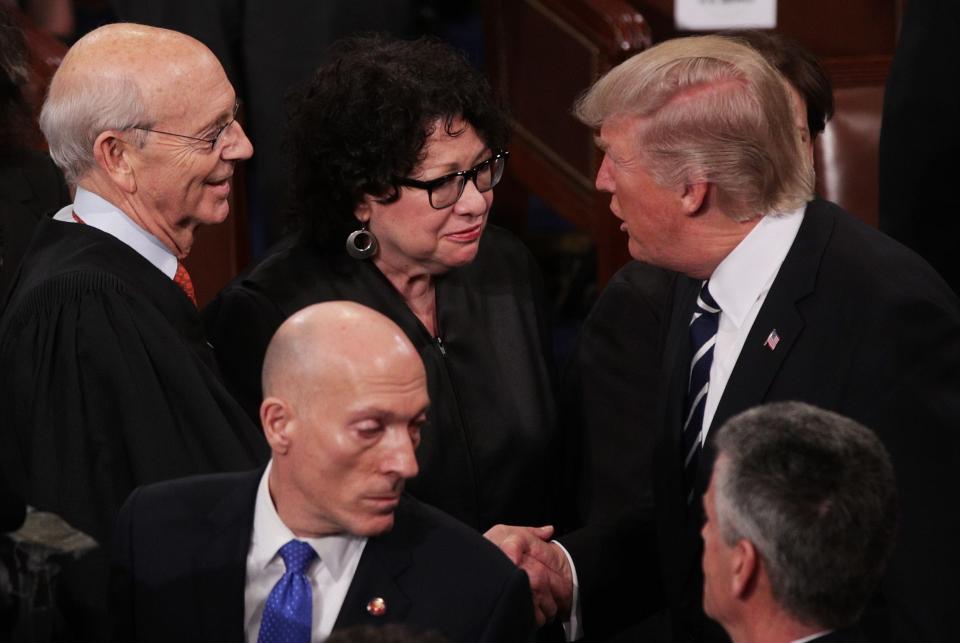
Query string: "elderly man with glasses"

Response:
xmin=0 ymin=22 xmax=267 ymax=635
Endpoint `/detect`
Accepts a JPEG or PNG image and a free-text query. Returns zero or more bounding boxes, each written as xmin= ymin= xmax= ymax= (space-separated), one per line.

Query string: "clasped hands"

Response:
xmin=484 ymin=524 xmax=574 ymax=626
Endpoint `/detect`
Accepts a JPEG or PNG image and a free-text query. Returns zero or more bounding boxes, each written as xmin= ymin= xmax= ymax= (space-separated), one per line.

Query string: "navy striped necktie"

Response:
xmin=682 ymin=281 xmax=720 ymax=508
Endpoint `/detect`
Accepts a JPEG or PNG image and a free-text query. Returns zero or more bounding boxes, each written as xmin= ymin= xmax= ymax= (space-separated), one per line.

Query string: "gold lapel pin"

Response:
xmin=366 ymin=597 xmax=387 ymax=616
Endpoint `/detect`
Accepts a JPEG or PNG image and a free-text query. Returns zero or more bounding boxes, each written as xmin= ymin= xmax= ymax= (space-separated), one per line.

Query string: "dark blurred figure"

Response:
xmin=17 ymin=0 xmax=74 ymax=40
xmin=0 ymin=466 xmax=25 ymax=643
xmin=0 ymin=478 xmax=24 ymax=533
xmin=0 ymin=5 xmax=69 ymax=302
xmin=879 ymin=0 xmax=960 ymax=294
xmin=326 ymin=624 xmax=449 ymax=643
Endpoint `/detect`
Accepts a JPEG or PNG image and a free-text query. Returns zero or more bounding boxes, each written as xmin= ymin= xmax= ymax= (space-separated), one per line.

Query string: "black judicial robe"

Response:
xmin=204 ymin=226 xmax=560 ymax=531
xmin=0 ymin=217 xmax=268 ymax=547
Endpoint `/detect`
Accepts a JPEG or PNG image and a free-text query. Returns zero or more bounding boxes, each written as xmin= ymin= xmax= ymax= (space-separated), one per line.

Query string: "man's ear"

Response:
xmin=92 ymin=130 xmax=137 ymax=193
xmin=731 ymin=538 xmax=759 ymax=598
xmin=261 ymin=397 xmax=294 ymax=455
xmin=681 ymin=181 xmax=709 ymax=214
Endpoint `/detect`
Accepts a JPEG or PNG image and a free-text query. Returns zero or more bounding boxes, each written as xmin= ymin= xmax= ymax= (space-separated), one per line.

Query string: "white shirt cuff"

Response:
xmin=551 ymin=540 xmax=583 ymax=641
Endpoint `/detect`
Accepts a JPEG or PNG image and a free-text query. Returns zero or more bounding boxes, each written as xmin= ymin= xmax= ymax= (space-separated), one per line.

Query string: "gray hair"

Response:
xmin=713 ymin=402 xmax=897 ymax=629
xmin=39 ymin=71 xmax=150 ymax=184
xmin=574 ymin=35 xmax=814 ymax=221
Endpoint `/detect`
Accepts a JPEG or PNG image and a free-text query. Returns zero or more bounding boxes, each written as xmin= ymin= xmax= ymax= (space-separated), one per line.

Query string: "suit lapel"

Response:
xmin=333 ymin=500 xmax=415 ymax=630
xmin=813 ymin=628 xmax=864 ymax=643
xmin=194 ymin=471 xmax=260 ymax=641
xmin=708 ymin=203 xmax=833 ymax=427
xmin=703 ymin=201 xmax=836 ymax=474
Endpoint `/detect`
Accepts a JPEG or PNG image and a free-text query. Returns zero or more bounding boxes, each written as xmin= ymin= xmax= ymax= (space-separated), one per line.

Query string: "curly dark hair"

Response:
xmin=284 ymin=34 xmax=510 ymax=248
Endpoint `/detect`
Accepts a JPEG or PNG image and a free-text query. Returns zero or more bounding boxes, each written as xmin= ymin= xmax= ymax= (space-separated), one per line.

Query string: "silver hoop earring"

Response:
xmin=346 ymin=224 xmax=378 ymax=260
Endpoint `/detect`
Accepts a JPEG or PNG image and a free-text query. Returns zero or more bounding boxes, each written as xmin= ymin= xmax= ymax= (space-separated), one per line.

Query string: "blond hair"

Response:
xmin=575 ymin=35 xmax=813 ymax=221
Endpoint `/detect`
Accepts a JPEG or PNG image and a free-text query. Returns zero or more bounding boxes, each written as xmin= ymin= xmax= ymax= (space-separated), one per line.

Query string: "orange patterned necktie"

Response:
xmin=72 ymin=211 xmax=197 ymax=307
xmin=173 ymin=262 xmax=197 ymax=307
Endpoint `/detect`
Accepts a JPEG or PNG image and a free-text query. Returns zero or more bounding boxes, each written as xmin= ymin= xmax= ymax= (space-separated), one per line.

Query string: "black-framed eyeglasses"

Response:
xmin=393 ymin=150 xmax=509 ymax=209
xmin=133 ymin=99 xmax=241 ymax=151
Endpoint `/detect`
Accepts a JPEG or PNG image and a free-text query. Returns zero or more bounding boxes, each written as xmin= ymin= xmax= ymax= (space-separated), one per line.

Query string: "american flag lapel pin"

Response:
xmin=764 ymin=329 xmax=781 ymax=351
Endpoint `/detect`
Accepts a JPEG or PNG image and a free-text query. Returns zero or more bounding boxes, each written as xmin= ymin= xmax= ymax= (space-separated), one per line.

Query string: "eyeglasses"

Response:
xmin=133 ymin=99 xmax=241 ymax=151
xmin=393 ymin=150 xmax=509 ymax=209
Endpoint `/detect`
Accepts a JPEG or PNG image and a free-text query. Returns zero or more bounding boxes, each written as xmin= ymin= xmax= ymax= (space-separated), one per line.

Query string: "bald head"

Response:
xmin=262 ymin=301 xmax=425 ymax=406
xmin=40 ymin=23 xmax=225 ymax=184
xmin=56 ymin=22 xmax=213 ymax=81
xmin=260 ymin=302 xmax=429 ymax=537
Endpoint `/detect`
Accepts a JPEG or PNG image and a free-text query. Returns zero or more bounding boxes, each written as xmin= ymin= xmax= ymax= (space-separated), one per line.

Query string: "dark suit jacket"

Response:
xmin=557 ymin=261 xmax=675 ymax=641
xmin=815 ymin=629 xmax=868 ymax=643
xmin=565 ymin=199 xmax=960 ymax=642
xmin=112 ymin=470 xmax=536 ymax=643
xmin=662 ymin=199 xmax=960 ymax=642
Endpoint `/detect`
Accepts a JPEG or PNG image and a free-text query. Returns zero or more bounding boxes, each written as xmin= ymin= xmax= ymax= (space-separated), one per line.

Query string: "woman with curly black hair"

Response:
xmin=205 ymin=35 xmax=561 ymax=536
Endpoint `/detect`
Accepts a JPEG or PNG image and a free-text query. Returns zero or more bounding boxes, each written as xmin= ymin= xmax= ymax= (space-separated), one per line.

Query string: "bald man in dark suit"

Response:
xmin=112 ymin=302 xmax=534 ymax=643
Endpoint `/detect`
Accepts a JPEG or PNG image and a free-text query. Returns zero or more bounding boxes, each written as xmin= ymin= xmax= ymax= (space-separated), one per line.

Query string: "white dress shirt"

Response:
xmin=793 ymin=632 xmax=833 ymax=643
xmin=53 ymin=187 xmax=179 ymax=279
xmin=699 ymin=204 xmax=805 ymax=441
xmin=244 ymin=463 xmax=367 ymax=643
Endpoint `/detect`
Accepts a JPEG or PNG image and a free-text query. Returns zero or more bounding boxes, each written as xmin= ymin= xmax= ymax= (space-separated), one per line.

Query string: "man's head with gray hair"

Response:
xmin=702 ymin=402 xmax=897 ymax=642
xmin=39 ymin=23 xmax=253 ymax=258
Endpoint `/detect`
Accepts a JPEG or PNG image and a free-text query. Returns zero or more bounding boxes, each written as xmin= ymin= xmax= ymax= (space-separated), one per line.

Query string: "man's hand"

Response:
xmin=485 ymin=524 xmax=574 ymax=626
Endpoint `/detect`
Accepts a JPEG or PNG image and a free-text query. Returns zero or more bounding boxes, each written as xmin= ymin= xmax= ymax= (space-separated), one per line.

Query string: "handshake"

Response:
xmin=485 ymin=524 xmax=574 ymax=626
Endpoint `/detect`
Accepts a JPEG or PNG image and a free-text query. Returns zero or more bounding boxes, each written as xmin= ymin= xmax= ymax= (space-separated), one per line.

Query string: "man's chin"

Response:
xmin=193 ymin=202 xmax=231 ymax=228
xmin=354 ymin=513 xmax=396 ymax=538
xmin=626 ymin=236 xmax=647 ymax=262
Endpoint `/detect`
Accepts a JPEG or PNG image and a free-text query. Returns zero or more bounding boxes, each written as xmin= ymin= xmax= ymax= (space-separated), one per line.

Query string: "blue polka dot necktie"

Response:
xmin=258 ymin=540 xmax=317 ymax=643
xmin=682 ymin=281 xmax=720 ymax=509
